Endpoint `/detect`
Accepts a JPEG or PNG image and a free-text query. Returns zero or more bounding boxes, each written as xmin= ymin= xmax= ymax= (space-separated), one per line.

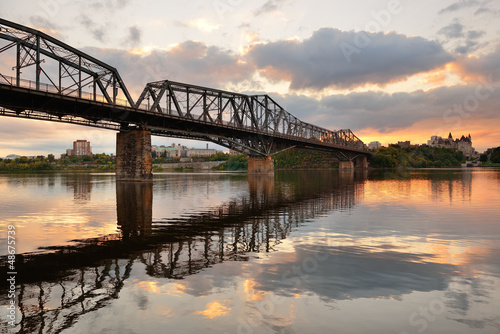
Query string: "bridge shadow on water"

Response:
xmin=0 ymin=171 xmax=366 ymax=334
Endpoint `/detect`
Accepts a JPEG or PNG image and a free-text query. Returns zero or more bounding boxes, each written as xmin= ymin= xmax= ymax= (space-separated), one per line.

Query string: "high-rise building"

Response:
xmin=72 ymin=140 xmax=92 ymax=156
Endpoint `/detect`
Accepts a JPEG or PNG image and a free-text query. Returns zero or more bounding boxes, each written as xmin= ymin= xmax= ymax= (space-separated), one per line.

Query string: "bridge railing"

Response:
xmin=0 ymin=74 xmax=133 ymax=107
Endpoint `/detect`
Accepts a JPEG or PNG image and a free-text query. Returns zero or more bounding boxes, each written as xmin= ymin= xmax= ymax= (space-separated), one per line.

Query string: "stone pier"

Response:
xmin=339 ymin=156 xmax=368 ymax=170
xmin=248 ymin=156 xmax=274 ymax=174
xmin=355 ymin=156 xmax=368 ymax=169
xmin=116 ymin=129 xmax=153 ymax=181
xmin=339 ymin=160 xmax=354 ymax=170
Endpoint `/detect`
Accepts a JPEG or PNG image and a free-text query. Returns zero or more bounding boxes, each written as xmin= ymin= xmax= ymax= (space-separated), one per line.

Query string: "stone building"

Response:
xmin=427 ymin=133 xmax=476 ymax=158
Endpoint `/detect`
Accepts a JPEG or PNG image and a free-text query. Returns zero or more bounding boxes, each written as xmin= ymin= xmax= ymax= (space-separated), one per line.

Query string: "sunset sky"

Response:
xmin=1 ymin=0 xmax=499 ymax=157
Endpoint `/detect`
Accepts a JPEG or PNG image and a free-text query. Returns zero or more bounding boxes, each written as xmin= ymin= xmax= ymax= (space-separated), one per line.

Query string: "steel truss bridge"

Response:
xmin=0 ymin=18 xmax=369 ymax=160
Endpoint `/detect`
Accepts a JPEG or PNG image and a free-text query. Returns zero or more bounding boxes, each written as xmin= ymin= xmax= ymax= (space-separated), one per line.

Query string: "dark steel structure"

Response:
xmin=0 ymin=18 xmax=369 ymax=160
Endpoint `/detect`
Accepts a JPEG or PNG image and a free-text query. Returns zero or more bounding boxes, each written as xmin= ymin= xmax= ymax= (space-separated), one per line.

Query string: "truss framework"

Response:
xmin=0 ymin=18 xmax=134 ymax=107
xmin=135 ymin=80 xmax=367 ymax=156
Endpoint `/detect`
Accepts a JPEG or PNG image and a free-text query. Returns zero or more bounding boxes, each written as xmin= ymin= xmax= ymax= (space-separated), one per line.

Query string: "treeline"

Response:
xmin=0 ymin=153 xmax=115 ymax=171
xmin=213 ymin=154 xmax=248 ymax=170
xmin=369 ymin=145 xmax=465 ymax=168
xmin=152 ymin=151 xmax=230 ymax=164
xmin=480 ymin=147 xmax=500 ymax=164
xmin=273 ymin=149 xmax=338 ymax=169
xmin=214 ymin=150 xmax=338 ymax=171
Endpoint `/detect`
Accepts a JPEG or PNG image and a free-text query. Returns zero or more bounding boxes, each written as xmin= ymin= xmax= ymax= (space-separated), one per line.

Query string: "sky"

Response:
xmin=0 ymin=0 xmax=499 ymax=157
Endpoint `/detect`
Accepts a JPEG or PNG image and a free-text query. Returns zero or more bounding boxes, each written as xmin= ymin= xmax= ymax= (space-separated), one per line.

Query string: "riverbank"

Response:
xmin=155 ymin=161 xmax=226 ymax=171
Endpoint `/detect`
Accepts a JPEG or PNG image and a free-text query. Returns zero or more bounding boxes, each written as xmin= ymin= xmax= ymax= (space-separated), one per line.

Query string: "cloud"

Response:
xmin=466 ymin=30 xmax=485 ymax=39
xmin=438 ymin=22 xmax=464 ymax=39
xmin=474 ymin=7 xmax=490 ymax=15
xmin=83 ymin=40 xmax=253 ymax=97
xmin=452 ymin=44 xmax=500 ymax=81
xmin=78 ymin=15 xmax=110 ymax=42
xmin=246 ymin=28 xmax=454 ymax=90
xmin=437 ymin=21 xmax=486 ymax=55
xmin=254 ymin=0 xmax=288 ymax=16
xmin=124 ymin=25 xmax=142 ymax=47
xmin=275 ymin=82 xmax=500 ymax=133
xmin=186 ymin=18 xmax=221 ymax=32
xmin=455 ymin=40 xmax=479 ymax=55
xmin=439 ymin=0 xmax=480 ymax=14
xmin=86 ymin=0 xmax=132 ymax=11
xmin=29 ymin=15 xmax=60 ymax=31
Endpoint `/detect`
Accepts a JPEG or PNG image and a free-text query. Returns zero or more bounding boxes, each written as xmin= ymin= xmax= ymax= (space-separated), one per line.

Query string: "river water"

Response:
xmin=0 ymin=169 xmax=499 ymax=334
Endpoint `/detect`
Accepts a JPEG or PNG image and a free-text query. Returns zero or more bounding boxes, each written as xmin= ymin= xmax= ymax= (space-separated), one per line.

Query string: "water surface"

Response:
xmin=1 ymin=169 xmax=499 ymax=333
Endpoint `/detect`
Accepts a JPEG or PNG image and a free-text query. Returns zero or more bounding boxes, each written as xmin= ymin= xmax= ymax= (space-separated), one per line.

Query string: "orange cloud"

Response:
xmin=421 ymin=66 xmax=449 ymax=85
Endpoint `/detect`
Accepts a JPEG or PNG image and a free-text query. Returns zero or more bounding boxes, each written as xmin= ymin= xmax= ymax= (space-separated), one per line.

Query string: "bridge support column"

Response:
xmin=355 ymin=156 xmax=368 ymax=169
xmin=116 ymin=129 xmax=153 ymax=181
xmin=339 ymin=160 xmax=354 ymax=170
xmin=248 ymin=156 xmax=274 ymax=174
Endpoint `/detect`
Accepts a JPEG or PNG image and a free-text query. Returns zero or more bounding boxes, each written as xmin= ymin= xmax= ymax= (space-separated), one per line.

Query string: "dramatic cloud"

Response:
xmin=246 ymin=28 xmax=454 ymax=90
xmin=277 ymin=83 xmax=500 ymax=133
xmin=83 ymin=40 xmax=253 ymax=97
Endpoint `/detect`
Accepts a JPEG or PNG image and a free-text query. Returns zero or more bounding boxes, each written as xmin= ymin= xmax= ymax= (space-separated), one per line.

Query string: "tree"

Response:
xmin=491 ymin=147 xmax=500 ymax=163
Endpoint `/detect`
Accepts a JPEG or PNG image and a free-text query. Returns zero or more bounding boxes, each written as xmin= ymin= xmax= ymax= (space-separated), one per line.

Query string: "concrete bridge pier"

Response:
xmin=116 ymin=129 xmax=153 ymax=181
xmin=248 ymin=156 xmax=274 ymax=174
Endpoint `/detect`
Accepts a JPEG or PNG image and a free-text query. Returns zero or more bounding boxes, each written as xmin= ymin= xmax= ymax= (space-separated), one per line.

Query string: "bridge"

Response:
xmin=0 ymin=18 xmax=370 ymax=180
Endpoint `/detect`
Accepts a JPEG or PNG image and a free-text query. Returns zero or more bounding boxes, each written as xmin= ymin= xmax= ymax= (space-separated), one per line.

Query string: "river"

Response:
xmin=1 ymin=169 xmax=499 ymax=334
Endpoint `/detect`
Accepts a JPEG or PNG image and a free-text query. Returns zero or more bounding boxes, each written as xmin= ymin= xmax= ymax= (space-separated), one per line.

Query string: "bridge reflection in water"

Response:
xmin=4 ymin=171 xmax=366 ymax=334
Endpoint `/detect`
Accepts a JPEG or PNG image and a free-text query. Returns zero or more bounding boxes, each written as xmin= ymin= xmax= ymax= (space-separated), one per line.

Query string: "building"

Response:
xmin=186 ymin=144 xmax=216 ymax=157
xmin=427 ymin=133 xmax=476 ymax=158
xmin=153 ymin=143 xmax=217 ymax=158
xmin=397 ymin=141 xmax=411 ymax=148
xmin=66 ymin=140 xmax=92 ymax=156
xmin=153 ymin=144 xmax=184 ymax=158
xmin=73 ymin=140 xmax=92 ymax=156
xmin=368 ymin=141 xmax=381 ymax=150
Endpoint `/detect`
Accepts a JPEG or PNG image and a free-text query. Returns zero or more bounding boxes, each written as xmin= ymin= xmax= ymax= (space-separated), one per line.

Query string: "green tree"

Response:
xmin=491 ymin=147 xmax=500 ymax=163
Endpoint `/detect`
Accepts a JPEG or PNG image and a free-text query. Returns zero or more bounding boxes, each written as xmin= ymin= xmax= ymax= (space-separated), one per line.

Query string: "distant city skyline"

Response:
xmin=1 ymin=1 xmax=500 ymax=156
